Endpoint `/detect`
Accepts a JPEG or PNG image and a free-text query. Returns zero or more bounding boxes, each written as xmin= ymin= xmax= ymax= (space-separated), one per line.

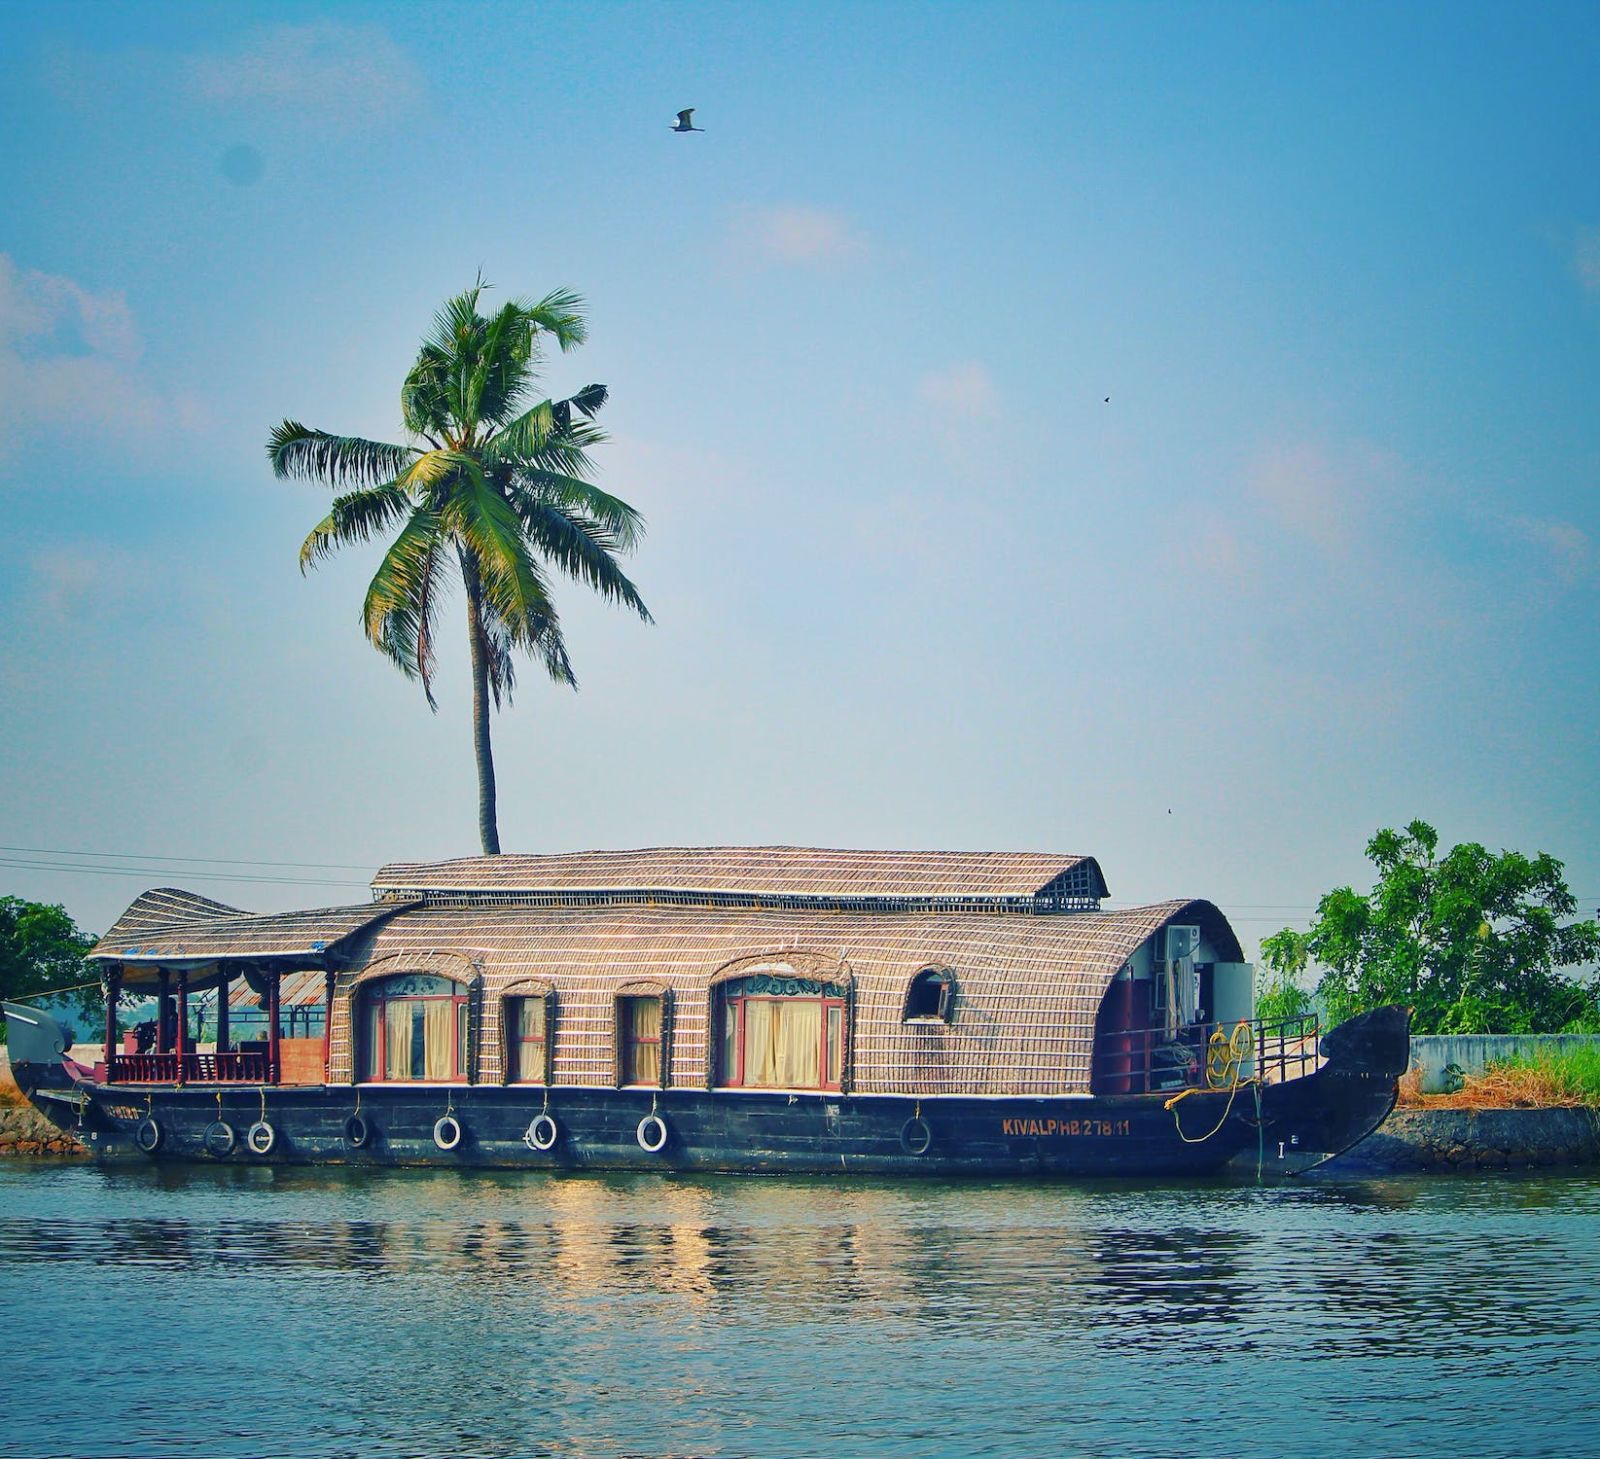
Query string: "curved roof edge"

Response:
xmin=371 ymin=845 xmax=1110 ymax=909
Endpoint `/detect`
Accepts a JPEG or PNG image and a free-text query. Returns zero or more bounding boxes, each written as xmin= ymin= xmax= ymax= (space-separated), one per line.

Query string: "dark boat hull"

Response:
xmin=14 ymin=1006 xmax=1408 ymax=1178
xmin=12 ymin=1011 xmax=1408 ymax=1177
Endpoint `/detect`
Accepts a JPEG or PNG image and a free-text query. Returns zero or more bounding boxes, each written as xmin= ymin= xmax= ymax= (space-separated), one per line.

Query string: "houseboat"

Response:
xmin=6 ymin=846 xmax=1409 ymax=1176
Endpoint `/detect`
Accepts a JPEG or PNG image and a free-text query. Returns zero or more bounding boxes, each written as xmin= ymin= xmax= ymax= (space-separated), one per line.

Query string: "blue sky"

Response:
xmin=1 ymin=0 xmax=1596 ymax=952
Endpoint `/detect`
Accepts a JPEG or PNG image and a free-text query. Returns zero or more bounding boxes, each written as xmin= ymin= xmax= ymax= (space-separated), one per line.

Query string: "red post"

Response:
xmin=267 ymin=972 xmax=282 ymax=1085
xmin=216 ymin=972 xmax=230 ymax=1055
xmin=322 ymin=969 xmax=336 ymax=1082
xmin=103 ymin=967 xmax=121 ymax=1077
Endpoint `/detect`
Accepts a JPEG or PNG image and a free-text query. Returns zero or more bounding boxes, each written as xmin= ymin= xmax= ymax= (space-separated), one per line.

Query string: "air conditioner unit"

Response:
xmin=1164 ymin=925 xmax=1200 ymax=962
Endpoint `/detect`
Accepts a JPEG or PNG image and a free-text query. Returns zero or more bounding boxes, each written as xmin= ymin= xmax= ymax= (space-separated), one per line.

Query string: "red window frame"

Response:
xmin=508 ymin=995 xmax=549 ymax=1084
xmin=618 ymin=995 xmax=666 ymax=1087
xmin=364 ymin=990 xmax=470 ymax=1083
xmin=719 ymin=994 xmax=846 ymax=1091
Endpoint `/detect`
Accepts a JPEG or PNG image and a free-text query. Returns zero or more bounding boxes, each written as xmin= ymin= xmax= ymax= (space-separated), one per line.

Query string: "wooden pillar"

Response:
xmin=103 ymin=967 xmax=121 ymax=1074
xmin=267 ymin=971 xmax=282 ymax=1085
xmin=156 ymin=969 xmax=171 ymax=1054
xmin=322 ymin=968 xmax=336 ymax=1081
xmin=216 ymin=972 xmax=230 ymax=1053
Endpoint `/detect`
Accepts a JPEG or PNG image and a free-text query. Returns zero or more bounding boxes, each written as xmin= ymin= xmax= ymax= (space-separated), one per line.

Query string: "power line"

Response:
xmin=0 ymin=855 xmax=367 ymax=890
xmin=0 ymin=844 xmax=376 ymax=872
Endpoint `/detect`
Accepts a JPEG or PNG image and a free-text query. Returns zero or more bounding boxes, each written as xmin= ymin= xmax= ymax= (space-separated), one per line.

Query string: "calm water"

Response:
xmin=2 ymin=1161 xmax=1598 ymax=1459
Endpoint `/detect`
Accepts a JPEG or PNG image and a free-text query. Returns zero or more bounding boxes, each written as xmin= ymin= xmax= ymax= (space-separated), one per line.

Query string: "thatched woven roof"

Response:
xmin=91 ymin=896 xmax=409 ymax=971
xmin=94 ymin=888 xmax=245 ymax=946
xmin=372 ymin=846 xmax=1108 ymax=910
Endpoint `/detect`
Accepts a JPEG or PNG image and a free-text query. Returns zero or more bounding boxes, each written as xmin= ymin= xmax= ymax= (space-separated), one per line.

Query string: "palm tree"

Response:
xmin=267 ymin=281 xmax=651 ymax=854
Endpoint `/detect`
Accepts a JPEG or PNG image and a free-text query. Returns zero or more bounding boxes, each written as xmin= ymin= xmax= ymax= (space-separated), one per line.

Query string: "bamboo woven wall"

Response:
xmin=320 ymin=899 xmax=1234 ymax=1095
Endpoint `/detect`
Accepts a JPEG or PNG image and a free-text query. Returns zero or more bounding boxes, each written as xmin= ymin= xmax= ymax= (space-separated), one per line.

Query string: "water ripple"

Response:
xmin=2 ymin=1162 xmax=1597 ymax=1458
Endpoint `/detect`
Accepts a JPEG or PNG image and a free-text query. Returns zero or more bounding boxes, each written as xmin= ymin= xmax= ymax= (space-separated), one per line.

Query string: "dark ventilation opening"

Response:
xmin=904 ymin=969 xmax=953 ymax=1022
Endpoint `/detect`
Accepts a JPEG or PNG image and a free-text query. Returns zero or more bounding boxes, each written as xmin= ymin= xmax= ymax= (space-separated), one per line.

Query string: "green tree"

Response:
xmin=1265 ymin=821 xmax=1600 ymax=1034
xmin=0 ymin=897 xmax=97 ymax=1040
xmin=1256 ymin=927 xmax=1315 ymax=1025
xmin=268 ymin=281 xmax=652 ymax=854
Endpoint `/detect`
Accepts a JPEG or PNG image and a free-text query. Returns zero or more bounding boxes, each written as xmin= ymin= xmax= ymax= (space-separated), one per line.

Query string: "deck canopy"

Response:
xmin=372 ymin=846 xmax=1110 ymax=912
xmin=89 ymin=890 xmax=411 ymax=991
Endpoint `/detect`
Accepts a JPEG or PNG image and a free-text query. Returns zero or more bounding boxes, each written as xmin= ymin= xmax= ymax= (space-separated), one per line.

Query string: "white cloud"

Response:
xmin=186 ymin=22 xmax=424 ymax=128
xmin=42 ymin=22 xmax=423 ymax=132
xmin=918 ymin=361 xmax=999 ymax=420
xmin=32 ymin=547 xmax=124 ymax=621
xmin=0 ymin=255 xmax=201 ymax=458
xmin=735 ymin=206 xmax=868 ymax=266
xmin=1574 ymin=227 xmax=1600 ymax=296
xmin=1188 ymin=522 xmax=1250 ymax=585
xmin=1243 ymin=438 xmax=1402 ymax=552
xmin=1507 ymin=515 xmax=1592 ymax=586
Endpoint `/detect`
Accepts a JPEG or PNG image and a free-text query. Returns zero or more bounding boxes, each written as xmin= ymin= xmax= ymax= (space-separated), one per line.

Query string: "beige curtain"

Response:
xmin=744 ymin=999 xmax=822 ymax=1088
xmin=626 ymin=997 xmax=662 ymax=1085
xmin=384 ymin=1000 xmax=413 ymax=1080
xmin=424 ymin=999 xmax=455 ymax=1080
xmin=516 ymin=997 xmax=546 ymax=1082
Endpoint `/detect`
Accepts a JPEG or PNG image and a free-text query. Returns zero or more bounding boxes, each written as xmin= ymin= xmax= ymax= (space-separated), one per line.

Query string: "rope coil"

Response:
xmin=1167 ymin=1022 xmax=1260 ymax=1144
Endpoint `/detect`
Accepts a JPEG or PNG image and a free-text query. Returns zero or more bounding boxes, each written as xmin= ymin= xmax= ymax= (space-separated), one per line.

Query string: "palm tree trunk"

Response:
xmin=462 ymin=563 xmax=501 ymax=855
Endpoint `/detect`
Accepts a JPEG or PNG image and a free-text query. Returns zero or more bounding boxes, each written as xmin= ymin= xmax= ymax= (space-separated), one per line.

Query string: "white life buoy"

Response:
xmin=246 ymin=1120 xmax=277 ymax=1156
xmin=433 ymin=1115 xmax=463 ymax=1151
xmin=524 ymin=1113 xmax=560 ymax=1152
xmin=636 ymin=1113 xmax=669 ymax=1153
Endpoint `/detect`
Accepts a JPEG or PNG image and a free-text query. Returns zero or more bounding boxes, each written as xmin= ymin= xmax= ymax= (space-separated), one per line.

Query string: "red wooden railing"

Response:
xmin=109 ymin=1051 xmax=272 ymax=1084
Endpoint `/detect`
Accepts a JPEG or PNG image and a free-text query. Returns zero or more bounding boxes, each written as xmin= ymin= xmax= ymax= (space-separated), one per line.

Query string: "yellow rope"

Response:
xmin=1166 ymin=1068 xmax=1258 ymax=1143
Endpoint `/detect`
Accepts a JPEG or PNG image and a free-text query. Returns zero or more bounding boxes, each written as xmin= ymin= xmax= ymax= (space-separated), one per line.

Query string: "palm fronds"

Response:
xmin=268 ymin=421 xmax=415 ymax=486
xmin=362 ymin=507 xmax=445 ymax=685
xmin=300 ymin=482 xmax=413 ymax=573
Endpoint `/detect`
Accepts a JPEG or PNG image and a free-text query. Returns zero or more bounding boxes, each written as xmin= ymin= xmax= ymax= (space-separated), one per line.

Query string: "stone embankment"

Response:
xmin=1331 ymin=1107 xmax=1600 ymax=1174
xmin=0 ymin=1100 xmax=87 ymax=1157
xmin=0 ymin=1048 xmax=87 ymax=1156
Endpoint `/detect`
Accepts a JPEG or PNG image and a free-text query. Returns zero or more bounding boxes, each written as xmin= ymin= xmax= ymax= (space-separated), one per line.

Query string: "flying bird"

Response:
xmin=672 ymin=109 xmax=703 ymax=133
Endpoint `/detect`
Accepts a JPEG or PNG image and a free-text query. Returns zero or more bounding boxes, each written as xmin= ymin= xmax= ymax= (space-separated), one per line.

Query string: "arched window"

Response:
xmin=716 ymin=974 xmax=847 ymax=1090
xmin=903 ymin=968 xmax=954 ymax=1023
xmin=615 ymin=984 xmax=672 ymax=1088
xmin=361 ymin=973 xmax=469 ymax=1082
xmin=505 ymin=992 xmax=552 ymax=1084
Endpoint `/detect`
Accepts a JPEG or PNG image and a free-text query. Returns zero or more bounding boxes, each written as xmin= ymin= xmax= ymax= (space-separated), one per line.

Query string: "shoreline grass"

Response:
xmin=1398 ymin=1047 xmax=1600 ymax=1109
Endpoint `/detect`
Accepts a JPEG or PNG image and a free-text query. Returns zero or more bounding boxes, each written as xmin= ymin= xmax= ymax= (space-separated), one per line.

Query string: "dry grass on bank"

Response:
xmin=1397 ymin=1050 xmax=1600 ymax=1110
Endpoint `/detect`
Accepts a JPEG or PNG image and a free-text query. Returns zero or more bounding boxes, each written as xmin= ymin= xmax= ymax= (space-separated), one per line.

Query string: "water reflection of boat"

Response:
xmin=5 ymin=846 xmax=1408 ymax=1177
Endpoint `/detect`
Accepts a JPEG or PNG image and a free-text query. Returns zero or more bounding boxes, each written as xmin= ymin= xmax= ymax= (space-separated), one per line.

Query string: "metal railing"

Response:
xmin=108 ymin=1050 xmax=272 ymax=1084
xmin=1093 ymin=1014 xmax=1321 ymax=1096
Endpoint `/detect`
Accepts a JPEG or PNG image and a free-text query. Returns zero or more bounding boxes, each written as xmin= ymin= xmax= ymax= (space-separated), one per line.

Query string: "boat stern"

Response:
xmin=1237 ymin=1005 xmax=1412 ymax=1175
